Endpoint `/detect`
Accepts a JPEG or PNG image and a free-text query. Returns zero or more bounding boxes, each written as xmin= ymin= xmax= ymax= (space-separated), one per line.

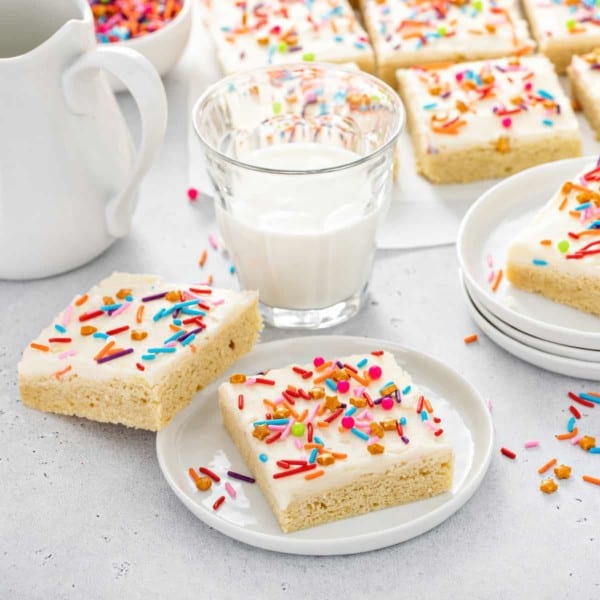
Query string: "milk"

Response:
xmin=216 ymin=143 xmax=387 ymax=310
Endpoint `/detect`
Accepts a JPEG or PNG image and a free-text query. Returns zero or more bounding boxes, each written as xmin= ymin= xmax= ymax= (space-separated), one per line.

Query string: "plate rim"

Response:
xmin=456 ymin=155 xmax=600 ymax=349
xmin=459 ymin=277 xmax=600 ymax=380
xmin=156 ymin=335 xmax=494 ymax=555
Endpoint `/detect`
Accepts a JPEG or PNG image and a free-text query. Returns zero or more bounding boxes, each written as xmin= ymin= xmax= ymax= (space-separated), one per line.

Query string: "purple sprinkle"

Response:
xmin=395 ymin=389 xmax=402 ymax=404
xmin=401 ymin=436 xmax=410 ymax=444
xmin=227 ymin=470 xmax=255 ymax=483
xmin=373 ymin=397 xmax=383 ymax=405
xmin=97 ymin=348 xmax=134 ymax=364
xmin=180 ymin=326 xmax=204 ymax=342
xmin=335 ymin=360 xmax=344 ymax=369
xmin=142 ymin=292 xmax=167 ymax=302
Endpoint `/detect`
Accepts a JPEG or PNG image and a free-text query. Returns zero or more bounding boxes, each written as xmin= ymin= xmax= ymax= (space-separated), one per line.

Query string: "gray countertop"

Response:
xmin=1 ymin=65 xmax=598 ymax=600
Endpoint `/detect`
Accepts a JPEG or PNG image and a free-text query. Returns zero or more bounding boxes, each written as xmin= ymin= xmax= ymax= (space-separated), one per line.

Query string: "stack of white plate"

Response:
xmin=457 ymin=156 xmax=600 ymax=381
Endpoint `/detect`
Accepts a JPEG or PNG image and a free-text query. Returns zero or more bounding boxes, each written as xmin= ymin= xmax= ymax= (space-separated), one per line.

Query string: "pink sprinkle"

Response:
xmin=353 ymin=386 xmax=365 ymax=397
xmin=571 ymin=436 xmax=582 ymax=445
xmin=381 ymin=397 xmax=394 ymax=410
xmin=62 ymin=305 xmax=73 ymax=327
xmin=487 ymin=399 xmax=493 ymax=412
xmin=337 ymin=380 xmax=350 ymax=393
xmin=487 ymin=271 xmax=495 ymax=283
xmin=208 ymin=233 xmax=218 ymax=250
xmin=424 ymin=421 xmax=437 ymax=432
xmin=523 ymin=440 xmax=540 ymax=449
xmin=307 ymin=403 xmax=320 ymax=424
xmin=211 ymin=299 xmax=225 ymax=307
xmin=367 ymin=436 xmax=380 ymax=445
xmin=181 ymin=291 xmax=195 ymax=301
xmin=280 ymin=419 xmax=295 ymax=440
xmin=486 ymin=254 xmax=494 ymax=268
xmin=364 ymin=409 xmax=373 ymax=421
xmin=524 ymin=82 xmax=533 ymax=91
xmin=165 ymin=341 xmax=177 ymax=348
xmin=245 ymin=377 xmax=257 ymax=386
xmin=341 ymin=416 xmax=355 ymax=429
xmin=313 ymin=356 xmax=325 ymax=367
xmin=58 ymin=349 xmax=77 ymax=360
xmin=110 ymin=301 xmax=130 ymax=317
xmin=187 ymin=187 xmax=199 ymax=201
xmin=225 ymin=482 xmax=237 ymax=498
xmin=356 ymin=409 xmax=369 ymax=420
xmin=368 ymin=365 xmax=382 ymax=380
xmin=501 ymin=117 xmax=512 ymax=128
xmin=273 ymin=398 xmax=285 ymax=405
xmin=267 ymin=425 xmax=286 ymax=431
xmin=294 ymin=438 xmax=303 ymax=450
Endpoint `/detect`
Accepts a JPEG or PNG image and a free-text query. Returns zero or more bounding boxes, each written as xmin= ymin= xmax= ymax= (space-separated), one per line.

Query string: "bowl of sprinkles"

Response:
xmin=89 ymin=0 xmax=192 ymax=88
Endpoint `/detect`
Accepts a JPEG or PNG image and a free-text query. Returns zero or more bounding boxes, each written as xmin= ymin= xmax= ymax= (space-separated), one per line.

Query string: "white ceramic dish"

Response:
xmin=460 ymin=273 xmax=600 ymax=363
xmin=156 ymin=336 xmax=493 ymax=555
xmin=105 ymin=0 xmax=192 ymax=91
xmin=461 ymin=281 xmax=600 ymax=380
xmin=457 ymin=156 xmax=600 ymax=351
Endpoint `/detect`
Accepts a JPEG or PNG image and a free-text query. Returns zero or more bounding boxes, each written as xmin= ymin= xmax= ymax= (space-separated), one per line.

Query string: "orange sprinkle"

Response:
xmin=556 ymin=428 xmax=578 ymax=440
xmin=94 ymin=341 xmax=115 ymax=361
xmin=346 ymin=369 xmax=369 ymax=387
xmin=316 ymin=421 xmax=330 ymax=428
xmin=491 ymin=269 xmax=503 ymax=292
xmin=582 ymin=475 xmax=600 ymax=486
xmin=540 ymin=240 xmax=552 ymax=246
xmin=331 ymin=452 xmax=347 ymax=460
xmin=414 ymin=61 xmax=455 ymax=71
xmin=313 ymin=370 xmax=334 ymax=385
xmin=30 ymin=343 xmax=49 ymax=352
xmin=537 ymin=458 xmax=557 ymax=474
xmin=74 ymin=294 xmax=89 ymax=307
xmin=586 ymin=392 xmax=600 ymax=398
xmin=199 ymin=249 xmax=208 ymax=268
xmin=136 ymin=305 xmax=144 ymax=324
xmin=559 ymin=196 xmax=568 ymax=211
xmin=283 ymin=402 xmax=299 ymax=419
xmin=304 ymin=443 xmax=323 ymax=449
xmin=207 ymin=274 xmax=214 ymax=286
xmin=189 ymin=344 xmax=197 ymax=353
xmin=317 ymin=402 xmax=326 ymax=416
xmin=304 ymin=469 xmax=325 ymax=480
xmin=169 ymin=324 xmax=182 ymax=332
xmin=54 ymin=365 xmax=72 ymax=379
xmin=464 ymin=334 xmax=479 ymax=344
xmin=296 ymin=409 xmax=308 ymax=422
xmin=263 ymin=399 xmax=276 ymax=409
xmin=315 ymin=360 xmax=332 ymax=373
xmin=424 ymin=398 xmax=434 ymax=413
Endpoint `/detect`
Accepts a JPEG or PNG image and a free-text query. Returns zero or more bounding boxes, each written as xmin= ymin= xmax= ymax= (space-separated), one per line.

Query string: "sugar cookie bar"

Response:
xmin=568 ymin=49 xmax=600 ymax=139
xmin=19 ymin=273 xmax=262 ymax=430
xmin=397 ymin=55 xmax=581 ymax=183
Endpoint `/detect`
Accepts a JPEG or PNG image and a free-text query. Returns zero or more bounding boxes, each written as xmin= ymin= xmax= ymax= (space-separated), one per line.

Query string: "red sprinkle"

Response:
xmin=569 ymin=405 xmax=582 ymax=419
xmin=238 ymin=393 xmax=244 ymax=410
xmin=298 ymin=388 xmax=310 ymax=400
xmin=416 ymin=395 xmax=425 ymax=413
xmin=255 ymin=377 xmax=276 ymax=386
xmin=569 ymin=391 xmax=595 ymax=408
xmin=273 ymin=463 xmax=317 ymax=479
xmin=371 ymin=350 xmax=384 ymax=356
xmin=136 ymin=362 xmax=145 ymax=371
xmin=78 ymin=309 xmax=104 ymax=322
xmin=266 ymin=431 xmax=282 ymax=444
xmin=282 ymin=459 xmax=308 ymax=466
xmin=189 ymin=288 xmax=212 ymax=294
xmin=105 ymin=325 xmax=129 ymax=336
xmin=307 ymin=422 xmax=314 ymax=443
xmin=282 ymin=390 xmax=296 ymax=405
xmin=48 ymin=337 xmax=72 ymax=343
xmin=396 ymin=422 xmax=403 ymax=437
xmin=434 ymin=429 xmax=444 ymax=437
xmin=199 ymin=467 xmax=220 ymax=482
xmin=363 ymin=391 xmax=374 ymax=407
xmin=212 ymin=495 xmax=226 ymax=510
xmin=276 ymin=460 xmax=290 ymax=469
xmin=501 ymin=447 xmax=516 ymax=459
xmin=324 ymin=407 xmax=344 ymax=423
xmin=187 ymin=187 xmax=199 ymax=201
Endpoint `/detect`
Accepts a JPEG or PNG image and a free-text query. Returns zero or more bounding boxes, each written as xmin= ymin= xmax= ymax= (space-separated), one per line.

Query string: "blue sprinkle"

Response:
xmin=351 ymin=427 xmax=369 ymax=441
xmin=567 ymin=416 xmax=576 ymax=432
xmin=164 ymin=330 xmax=187 ymax=344
xmin=542 ymin=119 xmax=553 ymax=127
xmin=579 ymin=393 xmax=600 ymax=404
xmin=344 ymin=406 xmax=357 ymax=417
xmin=325 ymin=378 xmax=337 ymax=391
xmin=93 ymin=332 xmax=109 ymax=339
xmin=537 ymin=89 xmax=555 ymax=100
xmin=532 ymin=259 xmax=548 ymax=266
xmin=308 ymin=448 xmax=318 ymax=464
xmin=402 ymin=385 xmax=412 ymax=395
xmin=259 ymin=453 xmax=268 ymax=463
xmin=575 ymin=202 xmax=592 ymax=211
xmin=173 ymin=319 xmax=182 ymax=326
xmin=354 ymin=41 xmax=366 ymax=50
xmin=153 ymin=308 xmax=167 ymax=322
xmin=421 ymin=410 xmax=429 ymax=421
xmin=125 ymin=295 xmax=134 ymax=302
xmin=229 ymin=265 xmax=236 ymax=274
xmin=181 ymin=333 xmax=196 ymax=347
xmin=588 ymin=220 xmax=600 ymax=230
xmin=100 ymin=303 xmax=122 ymax=312
xmin=141 ymin=354 xmax=156 ymax=360
xmin=181 ymin=308 xmax=206 ymax=316
xmin=54 ymin=324 xmax=67 ymax=333
xmin=148 ymin=347 xmax=176 ymax=354
xmin=357 ymin=358 xmax=368 ymax=368
xmin=334 ymin=34 xmax=344 ymax=42
xmin=590 ymin=447 xmax=600 ymax=454
xmin=400 ymin=417 xmax=407 ymax=426
xmin=253 ymin=419 xmax=289 ymax=426
xmin=314 ymin=436 xmax=324 ymax=446
xmin=380 ymin=381 xmax=395 ymax=393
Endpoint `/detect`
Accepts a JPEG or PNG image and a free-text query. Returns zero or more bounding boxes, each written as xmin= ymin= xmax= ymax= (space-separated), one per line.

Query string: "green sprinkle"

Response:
xmin=291 ymin=423 xmax=305 ymax=437
xmin=437 ymin=26 xmax=446 ymax=36
xmin=473 ymin=0 xmax=483 ymax=10
xmin=558 ymin=240 xmax=570 ymax=253
xmin=566 ymin=18 xmax=576 ymax=29
xmin=277 ymin=41 xmax=288 ymax=53
xmin=272 ymin=101 xmax=282 ymax=115
xmin=302 ymin=52 xmax=315 ymax=62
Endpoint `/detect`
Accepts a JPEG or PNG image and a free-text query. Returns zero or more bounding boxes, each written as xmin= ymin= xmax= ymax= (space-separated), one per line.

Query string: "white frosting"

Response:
xmin=202 ymin=0 xmax=374 ymax=74
xmin=570 ymin=52 xmax=600 ymax=97
xmin=507 ymin=162 xmax=600 ymax=274
xmin=219 ymin=351 xmax=452 ymax=511
xmin=363 ymin=0 xmax=534 ymax=63
xmin=398 ymin=55 xmax=580 ymax=153
xmin=524 ymin=0 xmax=600 ymax=43
xmin=18 ymin=273 xmax=258 ymax=383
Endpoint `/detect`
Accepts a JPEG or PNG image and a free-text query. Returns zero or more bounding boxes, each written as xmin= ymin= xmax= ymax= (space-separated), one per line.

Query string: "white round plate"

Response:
xmin=460 ymin=281 xmax=600 ymax=380
xmin=457 ymin=156 xmax=600 ymax=351
xmin=156 ymin=336 xmax=493 ymax=555
xmin=460 ymin=273 xmax=600 ymax=363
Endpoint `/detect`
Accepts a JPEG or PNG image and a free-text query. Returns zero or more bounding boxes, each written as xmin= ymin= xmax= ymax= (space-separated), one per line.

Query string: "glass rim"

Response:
xmin=192 ymin=62 xmax=405 ymax=176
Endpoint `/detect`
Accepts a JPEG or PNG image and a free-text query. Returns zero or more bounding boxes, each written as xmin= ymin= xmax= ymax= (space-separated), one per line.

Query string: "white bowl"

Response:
xmin=101 ymin=0 xmax=192 ymax=91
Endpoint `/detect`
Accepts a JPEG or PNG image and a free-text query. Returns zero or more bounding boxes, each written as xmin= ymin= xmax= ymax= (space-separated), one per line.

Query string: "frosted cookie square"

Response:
xmin=506 ymin=162 xmax=600 ymax=316
xmin=397 ymin=55 xmax=582 ymax=183
xmin=218 ymin=351 xmax=454 ymax=532
xmin=360 ymin=0 xmax=535 ymax=85
xmin=522 ymin=0 xmax=600 ymax=73
xmin=568 ymin=49 xmax=600 ymax=139
xmin=202 ymin=0 xmax=375 ymax=75
xmin=18 ymin=273 xmax=262 ymax=430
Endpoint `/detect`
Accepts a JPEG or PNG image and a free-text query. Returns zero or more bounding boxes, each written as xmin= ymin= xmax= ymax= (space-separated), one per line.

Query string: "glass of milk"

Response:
xmin=193 ymin=63 xmax=404 ymax=329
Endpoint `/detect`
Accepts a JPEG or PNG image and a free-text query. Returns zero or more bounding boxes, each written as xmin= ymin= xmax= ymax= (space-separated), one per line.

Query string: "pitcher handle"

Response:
xmin=62 ymin=46 xmax=168 ymax=238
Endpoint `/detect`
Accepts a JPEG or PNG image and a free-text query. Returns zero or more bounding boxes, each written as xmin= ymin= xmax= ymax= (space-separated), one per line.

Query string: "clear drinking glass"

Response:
xmin=193 ymin=63 xmax=404 ymax=329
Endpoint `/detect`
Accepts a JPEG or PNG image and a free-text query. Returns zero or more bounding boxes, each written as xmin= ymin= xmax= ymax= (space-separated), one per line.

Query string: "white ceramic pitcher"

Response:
xmin=0 ymin=0 xmax=168 ymax=279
